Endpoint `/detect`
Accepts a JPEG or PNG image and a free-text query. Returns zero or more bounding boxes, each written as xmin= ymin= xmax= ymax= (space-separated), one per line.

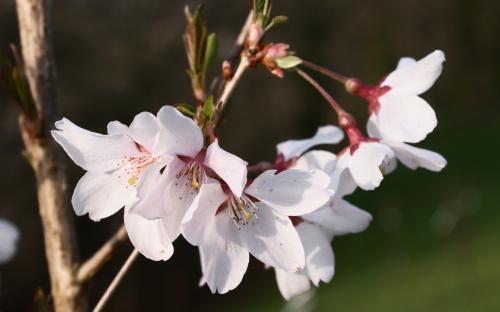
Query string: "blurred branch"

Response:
xmin=77 ymin=225 xmax=128 ymax=284
xmin=15 ymin=0 xmax=86 ymax=310
xmin=92 ymin=249 xmax=140 ymax=312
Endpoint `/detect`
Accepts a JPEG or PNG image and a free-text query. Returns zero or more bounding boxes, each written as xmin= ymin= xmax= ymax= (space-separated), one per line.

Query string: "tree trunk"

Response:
xmin=15 ymin=0 xmax=86 ymax=310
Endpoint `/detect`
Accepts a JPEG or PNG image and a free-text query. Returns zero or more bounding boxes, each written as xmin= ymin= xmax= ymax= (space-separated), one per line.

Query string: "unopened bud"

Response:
xmin=345 ymin=78 xmax=362 ymax=95
xmin=222 ymin=60 xmax=233 ymax=81
xmin=338 ymin=112 xmax=357 ymax=129
xmin=265 ymin=43 xmax=290 ymax=60
xmin=247 ymin=23 xmax=264 ymax=49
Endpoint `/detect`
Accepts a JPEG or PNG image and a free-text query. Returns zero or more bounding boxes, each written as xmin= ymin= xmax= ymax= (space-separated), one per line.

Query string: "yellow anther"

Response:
xmin=191 ymin=165 xmax=200 ymax=189
xmin=242 ymin=209 xmax=252 ymax=221
xmin=128 ymin=177 xmax=137 ymax=186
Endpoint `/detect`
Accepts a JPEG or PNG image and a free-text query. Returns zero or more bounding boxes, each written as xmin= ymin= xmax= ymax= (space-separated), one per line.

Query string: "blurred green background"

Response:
xmin=1 ymin=0 xmax=499 ymax=311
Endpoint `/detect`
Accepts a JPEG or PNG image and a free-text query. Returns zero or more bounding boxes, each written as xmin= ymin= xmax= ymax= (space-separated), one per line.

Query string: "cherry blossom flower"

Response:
xmin=52 ymin=112 xmax=175 ymax=260
xmin=353 ymin=50 xmax=445 ymax=143
xmin=271 ymin=149 xmax=372 ymax=299
xmin=181 ymin=166 xmax=332 ymax=294
xmin=0 ymin=219 xmax=20 ymax=264
xmin=367 ymin=117 xmax=447 ymax=172
xmin=131 ymin=106 xmax=248 ymax=244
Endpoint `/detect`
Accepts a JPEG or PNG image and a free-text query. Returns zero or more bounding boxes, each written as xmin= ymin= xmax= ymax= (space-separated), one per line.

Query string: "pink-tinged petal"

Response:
xmin=303 ymin=200 xmax=372 ymax=235
xmin=123 ymin=211 xmax=174 ymax=261
xmin=156 ymin=106 xmax=203 ymax=158
xmin=349 ymin=142 xmax=395 ymax=191
xmin=182 ymin=181 xmax=227 ymax=246
xmin=127 ymin=112 xmax=161 ymax=154
xmin=382 ymin=50 xmax=445 ymax=95
xmin=297 ymin=223 xmax=334 ymax=286
xmin=129 ymin=160 xmax=170 ymax=219
xmin=0 ymin=219 xmax=20 ymax=264
xmin=133 ymin=158 xmax=197 ymax=234
xmin=294 ymin=150 xmax=337 ymax=174
xmin=204 ymin=140 xmax=248 ymax=197
xmin=387 ymin=142 xmax=447 ymax=172
xmin=107 ymin=121 xmax=129 ymax=135
xmin=277 ymin=125 xmax=344 ymax=161
xmin=52 ymin=118 xmax=141 ymax=172
xmin=198 ymin=209 xmax=249 ymax=294
xmin=377 ymin=89 xmax=437 ymax=143
xmin=274 ymin=268 xmax=311 ymax=300
xmin=72 ymin=171 xmax=136 ymax=221
xmin=246 ymin=169 xmax=331 ymax=216
xmin=238 ymin=202 xmax=305 ymax=272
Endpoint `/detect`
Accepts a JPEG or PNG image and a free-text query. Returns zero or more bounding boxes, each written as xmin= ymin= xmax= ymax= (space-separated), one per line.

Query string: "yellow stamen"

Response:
xmin=128 ymin=177 xmax=137 ymax=186
xmin=191 ymin=165 xmax=200 ymax=189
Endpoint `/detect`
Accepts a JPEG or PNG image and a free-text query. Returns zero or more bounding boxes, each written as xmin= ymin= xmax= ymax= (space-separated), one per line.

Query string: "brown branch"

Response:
xmin=77 ymin=225 xmax=128 ymax=284
xmin=92 ymin=249 xmax=140 ymax=312
xmin=15 ymin=0 xmax=86 ymax=310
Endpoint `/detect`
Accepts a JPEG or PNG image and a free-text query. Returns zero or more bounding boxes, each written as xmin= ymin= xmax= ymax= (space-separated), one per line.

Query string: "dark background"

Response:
xmin=1 ymin=0 xmax=499 ymax=311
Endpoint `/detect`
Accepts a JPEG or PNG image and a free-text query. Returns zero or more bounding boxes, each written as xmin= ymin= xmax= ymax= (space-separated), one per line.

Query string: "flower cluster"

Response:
xmin=52 ymin=50 xmax=446 ymax=300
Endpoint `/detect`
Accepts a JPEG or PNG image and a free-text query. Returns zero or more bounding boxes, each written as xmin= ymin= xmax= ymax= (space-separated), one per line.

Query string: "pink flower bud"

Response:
xmin=247 ymin=23 xmax=264 ymax=48
xmin=265 ymin=43 xmax=290 ymax=60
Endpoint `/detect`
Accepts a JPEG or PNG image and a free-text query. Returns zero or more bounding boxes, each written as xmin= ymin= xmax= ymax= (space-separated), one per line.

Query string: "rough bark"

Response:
xmin=15 ymin=0 xmax=86 ymax=310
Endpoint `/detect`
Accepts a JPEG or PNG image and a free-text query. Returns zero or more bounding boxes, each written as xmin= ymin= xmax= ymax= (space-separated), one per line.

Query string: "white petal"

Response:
xmin=52 ymin=118 xmax=142 ymax=172
xmin=387 ymin=141 xmax=447 ymax=172
xmin=127 ymin=112 xmax=161 ymax=154
xmin=156 ymin=106 xmax=203 ymax=158
xmin=107 ymin=121 xmax=129 ymax=135
xmin=297 ymin=223 xmax=334 ymax=286
xmin=367 ymin=118 xmax=400 ymax=175
xmin=395 ymin=57 xmax=417 ymax=70
xmin=0 ymin=219 xmax=20 ymax=264
xmin=129 ymin=161 xmax=169 ymax=219
xmin=366 ymin=115 xmax=382 ymax=139
xmin=348 ymin=142 xmax=395 ymax=191
xmin=277 ymin=125 xmax=344 ymax=161
xmin=246 ymin=169 xmax=331 ymax=216
xmin=238 ymin=202 xmax=305 ymax=272
xmin=72 ymin=171 xmax=135 ymax=221
xmin=198 ymin=209 xmax=249 ymax=294
xmin=204 ymin=139 xmax=248 ymax=197
xmin=303 ymin=200 xmax=372 ymax=235
xmin=294 ymin=150 xmax=337 ymax=174
xmin=382 ymin=50 xmax=445 ymax=95
xmin=133 ymin=158 xmax=198 ymax=240
xmin=329 ymin=155 xmax=357 ymax=200
xmin=377 ymin=89 xmax=437 ymax=143
xmin=274 ymin=268 xmax=311 ymax=300
xmin=124 ymin=211 xmax=174 ymax=261
xmin=181 ymin=181 xmax=227 ymax=246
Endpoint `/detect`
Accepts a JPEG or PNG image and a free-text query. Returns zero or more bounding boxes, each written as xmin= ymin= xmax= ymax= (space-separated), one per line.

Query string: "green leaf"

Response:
xmin=202 ymin=96 xmax=215 ymax=121
xmin=265 ymin=15 xmax=288 ymax=31
xmin=276 ymin=55 xmax=303 ymax=69
xmin=203 ymin=33 xmax=218 ymax=75
xmin=175 ymin=103 xmax=195 ymax=117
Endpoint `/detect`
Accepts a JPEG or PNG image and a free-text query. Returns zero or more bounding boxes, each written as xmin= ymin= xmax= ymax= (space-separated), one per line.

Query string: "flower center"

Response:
xmin=120 ymin=154 xmax=156 ymax=187
xmin=177 ymin=160 xmax=205 ymax=190
xmin=227 ymin=194 xmax=259 ymax=228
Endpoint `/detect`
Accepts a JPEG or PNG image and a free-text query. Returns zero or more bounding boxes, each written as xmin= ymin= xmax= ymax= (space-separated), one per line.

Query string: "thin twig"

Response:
xmin=295 ymin=68 xmax=346 ymax=116
xmin=300 ymin=59 xmax=349 ymax=84
xmin=209 ymin=11 xmax=254 ymax=98
xmin=213 ymin=56 xmax=251 ymax=126
xmin=77 ymin=225 xmax=128 ymax=283
xmin=93 ymin=249 xmax=140 ymax=312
